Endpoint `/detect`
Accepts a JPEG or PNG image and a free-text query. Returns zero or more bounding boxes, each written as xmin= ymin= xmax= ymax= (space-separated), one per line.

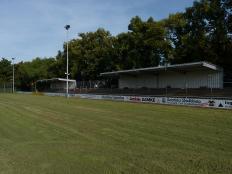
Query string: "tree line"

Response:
xmin=0 ymin=0 xmax=231 ymax=91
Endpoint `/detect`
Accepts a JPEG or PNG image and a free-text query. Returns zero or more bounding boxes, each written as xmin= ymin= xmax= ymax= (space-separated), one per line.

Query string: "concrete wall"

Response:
xmin=119 ymin=70 xmax=223 ymax=89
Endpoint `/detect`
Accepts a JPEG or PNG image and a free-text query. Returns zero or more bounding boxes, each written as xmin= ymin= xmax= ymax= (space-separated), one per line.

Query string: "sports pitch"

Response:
xmin=0 ymin=94 xmax=231 ymax=174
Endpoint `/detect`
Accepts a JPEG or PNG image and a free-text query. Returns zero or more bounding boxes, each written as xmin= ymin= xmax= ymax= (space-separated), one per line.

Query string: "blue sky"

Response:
xmin=0 ymin=0 xmax=195 ymax=62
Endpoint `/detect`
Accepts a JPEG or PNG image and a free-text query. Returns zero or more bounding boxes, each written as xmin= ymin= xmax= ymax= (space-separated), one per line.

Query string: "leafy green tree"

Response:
xmin=129 ymin=16 xmax=171 ymax=67
xmin=63 ymin=28 xmax=116 ymax=80
xmin=48 ymin=51 xmax=67 ymax=78
xmin=114 ymin=16 xmax=171 ymax=69
xmin=0 ymin=58 xmax=12 ymax=91
xmin=16 ymin=57 xmax=55 ymax=91
xmin=225 ymin=0 xmax=232 ymax=34
xmin=164 ymin=0 xmax=232 ymax=70
xmin=114 ymin=32 xmax=133 ymax=69
xmin=163 ymin=13 xmax=187 ymax=63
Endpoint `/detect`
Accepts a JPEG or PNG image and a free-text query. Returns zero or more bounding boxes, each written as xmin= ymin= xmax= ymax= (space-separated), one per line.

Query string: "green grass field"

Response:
xmin=0 ymin=94 xmax=231 ymax=174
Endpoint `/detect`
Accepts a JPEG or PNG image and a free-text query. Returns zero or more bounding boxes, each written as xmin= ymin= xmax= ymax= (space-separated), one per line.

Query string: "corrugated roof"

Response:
xmin=100 ymin=61 xmax=222 ymax=76
xmin=36 ymin=78 xmax=76 ymax=83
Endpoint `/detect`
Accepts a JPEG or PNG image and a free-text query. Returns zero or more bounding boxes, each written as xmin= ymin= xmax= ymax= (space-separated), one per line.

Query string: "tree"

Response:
xmin=16 ymin=57 xmax=55 ymax=91
xmin=63 ymin=28 xmax=116 ymax=80
xmin=0 ymin=58 xmax=12 ymax=91
xmin=225 ymin=0 xmax=232 ymax=34
xmin=164 ymin=0 xmax=232 ymax=70
xmin=114 ymin=16 xmax=171 ymax=69
xmin=163 ymin=13 xmax=187 ymax=63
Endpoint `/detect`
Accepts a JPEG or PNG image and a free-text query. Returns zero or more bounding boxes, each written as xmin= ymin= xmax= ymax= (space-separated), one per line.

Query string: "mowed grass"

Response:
xmin=0 ymin=94 xmax=231 ymax=174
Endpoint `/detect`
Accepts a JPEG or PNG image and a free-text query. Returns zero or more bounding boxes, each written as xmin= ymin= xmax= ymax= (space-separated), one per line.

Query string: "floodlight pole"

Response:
xmin=165 ymin=60 xmax=168 ymax=99
xmin=65 ymin=25 xmax=70 ymax=98
xmin=208 ymin=74 xmax=213 ymax=100
xmin=12 ymin=58 xmax=15 ymax=93
xmin=185 ymin=72 xmax=188 ymax=98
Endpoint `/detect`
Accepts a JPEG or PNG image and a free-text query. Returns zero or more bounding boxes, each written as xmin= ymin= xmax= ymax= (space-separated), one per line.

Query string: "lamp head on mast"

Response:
xmin=64 ymin=25 xmax=70 ymax=30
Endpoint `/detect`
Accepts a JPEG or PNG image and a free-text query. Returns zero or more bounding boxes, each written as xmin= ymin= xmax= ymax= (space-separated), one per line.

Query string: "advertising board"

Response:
xmin=17 ymin=92 xmax=232 ymax=110
xmin=75 ymin=94 xmax=232 ymax=110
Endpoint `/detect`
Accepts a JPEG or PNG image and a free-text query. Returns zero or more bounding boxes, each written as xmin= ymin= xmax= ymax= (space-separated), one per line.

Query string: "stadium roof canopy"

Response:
xmin=36 ymin=78 xmax=76 ymax=83
xmin=100 ymin=61 xmax=222 ymax=77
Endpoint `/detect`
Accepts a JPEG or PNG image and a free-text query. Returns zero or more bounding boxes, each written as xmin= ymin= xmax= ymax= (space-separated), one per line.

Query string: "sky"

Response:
xmin=0 ymin=0 xmax=195 ymax=62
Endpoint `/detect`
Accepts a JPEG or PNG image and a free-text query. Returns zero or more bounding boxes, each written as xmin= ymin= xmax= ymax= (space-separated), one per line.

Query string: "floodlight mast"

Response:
xmin=12 ymin=58 xmax=15 ymax=93
xmin=65 ymin=25 xmax=70 ymax=98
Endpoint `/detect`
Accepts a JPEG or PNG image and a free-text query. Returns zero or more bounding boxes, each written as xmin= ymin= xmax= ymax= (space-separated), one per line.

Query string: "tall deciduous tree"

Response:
xmin=115 ymin=16 xmax=171 ymax=69
xmin=16 ymin=58 xmax=55 ymax=91
xmin=164 ymin=0 xmax=232 ymax=70
xmin=0 ymin=58 xmax=12 ymax=85
xmin=63 ymin=28 xmax=116 ymax=80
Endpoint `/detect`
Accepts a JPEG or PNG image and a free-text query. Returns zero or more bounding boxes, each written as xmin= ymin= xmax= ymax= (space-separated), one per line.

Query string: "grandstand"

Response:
xmin=36 ymin=78 xmax=76 ymax=93
xmin=100 ymin=61 xmax=223 ymax=89
xmin=83 ymin=61 xmax=230 ymax=98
